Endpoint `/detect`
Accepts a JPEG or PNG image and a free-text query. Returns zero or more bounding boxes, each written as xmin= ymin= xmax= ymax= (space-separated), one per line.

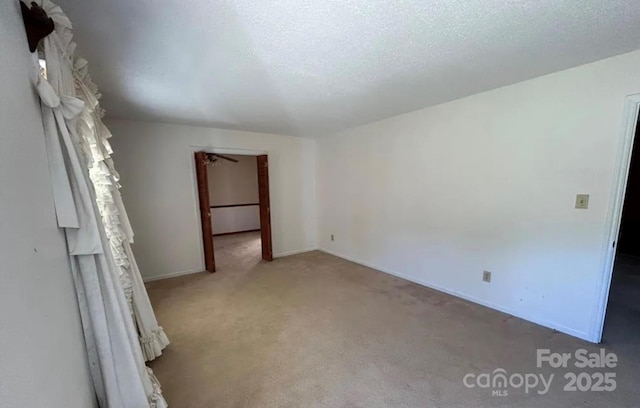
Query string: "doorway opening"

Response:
xmin=194 ymin=151 xmax=273 ymax=272
xmin=600 ymin=97 xmax=640 ymax=345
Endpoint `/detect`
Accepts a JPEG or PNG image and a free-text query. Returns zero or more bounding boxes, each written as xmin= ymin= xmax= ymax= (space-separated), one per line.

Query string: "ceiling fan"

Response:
xmin=205 ymin=153 xmax=239 ymax=166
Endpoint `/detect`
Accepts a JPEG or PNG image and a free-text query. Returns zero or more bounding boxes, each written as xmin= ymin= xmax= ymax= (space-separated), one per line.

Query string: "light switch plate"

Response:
xmin=482 ymin=271 xmax=491 ymax=283
xmin=575 ymin=194 xmax=589 ymax=209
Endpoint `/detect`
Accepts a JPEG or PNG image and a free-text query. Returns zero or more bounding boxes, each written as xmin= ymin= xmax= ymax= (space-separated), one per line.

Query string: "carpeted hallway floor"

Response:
xmin=146 ymin=235 xmax=640 ymax=407
xmin=212 ymin=231 xmax=262 ymax=271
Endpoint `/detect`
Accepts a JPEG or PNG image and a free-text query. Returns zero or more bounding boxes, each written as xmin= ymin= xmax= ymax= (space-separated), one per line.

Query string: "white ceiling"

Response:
xmin=57 ymin=0 xmax=640 ymax=137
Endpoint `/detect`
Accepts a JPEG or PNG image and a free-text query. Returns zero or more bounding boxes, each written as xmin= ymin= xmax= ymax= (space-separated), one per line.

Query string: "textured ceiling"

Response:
xmin=56 ymin=0 xmax=640 ymax=137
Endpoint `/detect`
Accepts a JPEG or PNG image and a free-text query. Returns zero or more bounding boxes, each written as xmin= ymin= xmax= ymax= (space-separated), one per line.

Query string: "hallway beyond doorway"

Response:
xmin=213 ymin=231 xmax=262 ymax=271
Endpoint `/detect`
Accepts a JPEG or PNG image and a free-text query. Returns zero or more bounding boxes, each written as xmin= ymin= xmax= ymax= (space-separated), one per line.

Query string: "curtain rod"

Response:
xmin=20 ymin=1 xmax=54 ymax=52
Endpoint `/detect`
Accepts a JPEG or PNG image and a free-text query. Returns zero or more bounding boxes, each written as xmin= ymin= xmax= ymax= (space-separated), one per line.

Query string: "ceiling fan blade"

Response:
xmin=212 ymin=153 xmax=239 ymax=163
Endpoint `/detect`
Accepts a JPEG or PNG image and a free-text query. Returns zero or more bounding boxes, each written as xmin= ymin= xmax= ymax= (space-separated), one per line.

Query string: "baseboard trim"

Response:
xmin=142 ymin=248 xmax=318 ymax=282
xmin=213 ymin=229 xmax=260 ymax=237
xmin=274 ymin=247 xmax=318 ymax=258
xmin=143 ymin=268 xmax=204 ymax=283
xmin=319 ymin=247 xmax=592 ymax=343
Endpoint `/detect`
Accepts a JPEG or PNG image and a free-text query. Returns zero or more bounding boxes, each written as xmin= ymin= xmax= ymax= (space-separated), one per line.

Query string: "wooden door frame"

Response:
xmin=194 ymin=151 xmax=215 ymax=272
xmin=257 ymin=155 xmax=273 ymax=261
xmin=190 ymin=146 xmax=274 ymax=272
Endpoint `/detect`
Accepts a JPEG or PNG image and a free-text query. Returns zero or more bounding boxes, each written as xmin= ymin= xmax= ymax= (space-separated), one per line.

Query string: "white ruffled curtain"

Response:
xmin=35 ymin=1 xmax=168 ymax=406
xmin=75 ymin=52 xmax=170 ymax=362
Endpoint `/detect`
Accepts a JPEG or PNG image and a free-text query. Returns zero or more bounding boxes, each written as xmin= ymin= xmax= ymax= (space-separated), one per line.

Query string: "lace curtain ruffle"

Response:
xmin=74 ymin=58 xmax=170 ymax=361
xmin=36 ymin=1 xmax=169 ymax=406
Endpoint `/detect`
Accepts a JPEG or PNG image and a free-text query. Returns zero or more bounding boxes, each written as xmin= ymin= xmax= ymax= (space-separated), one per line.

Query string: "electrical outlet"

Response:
xmin=331 ymin=234 xmax=334 ymax=241
xmin=482 ymin=271 xmax=492 ymax=283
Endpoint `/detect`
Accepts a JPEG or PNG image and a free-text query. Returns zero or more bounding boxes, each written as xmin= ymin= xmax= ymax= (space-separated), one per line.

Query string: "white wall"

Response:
xmin=0 ymin=2 xmax=96 ymax=407
xmin=211 ymin=206 xmax=260 ymax=235
xmin=107 ymin=120 xmax=317 ymax=280
xmin=208 ymin=154 xmax=259 ymax=205
xmin=208 ymin=154 xmax=261 ymax=234
xmin=317 ymin=50 xmax=640 ymax=342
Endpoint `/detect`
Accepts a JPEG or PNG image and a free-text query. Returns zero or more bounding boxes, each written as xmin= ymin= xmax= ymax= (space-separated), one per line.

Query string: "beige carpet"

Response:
xmin=147 ymin=234 xmax=639 ymax=407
